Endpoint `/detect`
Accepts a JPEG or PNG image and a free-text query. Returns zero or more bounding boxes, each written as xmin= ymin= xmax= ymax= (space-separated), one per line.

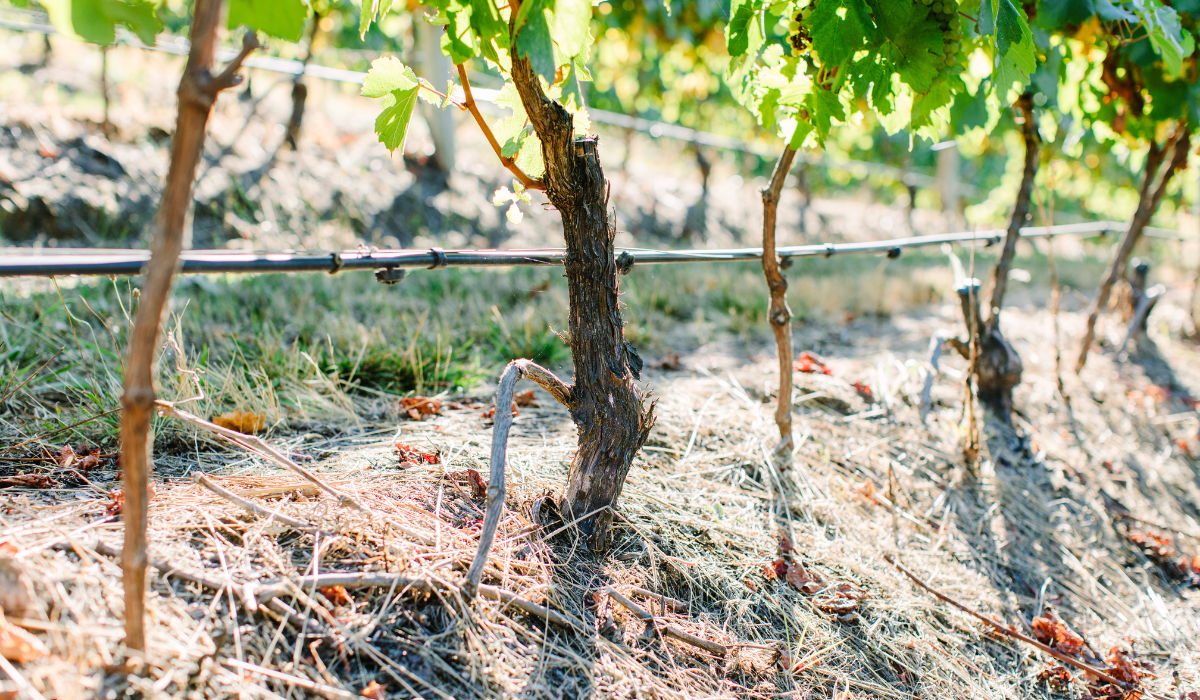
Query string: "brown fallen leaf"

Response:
xmin=482 ymin=403 xmax=519 ymax=420
xmin=1031 ymin=611 xmax=1085 ymax=657
xmin=399 ymin=396 xmax=442 ymax=421
xmin=448 ymin=469 xmax=487 ymax=500
xmin=651 ymin=353 xmax=682 ymax=371
xmin=361 ymin=680 xmax=387 ymax=700
xmin=0 ymin=474 xmax=54 ymax=489
xmin=57 ymin=444 xmax=76 ymax=469
xmin=320 ymin=585 xmax=354 ymax=607
xmin=514 ymin=390 xmax=538 ymax=407
xmin=0 ymin=610 xmax=48 ymax=663
xmin=76 ymin=451 xmax=101 ymax=472
xmin=1035 ymin=663 xmax=1073 ymax=691
xmin=785 ymin=562 xmax=822 ymax=595
xmin=212 ymin=410 xmax=267 ymax=434
xmin=394 ymin=443 xmax=441 ymax=466
xmin=106 ymin=488 xmax=125 ymax=517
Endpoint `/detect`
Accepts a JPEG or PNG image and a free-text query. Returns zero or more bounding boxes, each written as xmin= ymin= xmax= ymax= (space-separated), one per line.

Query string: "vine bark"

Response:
xmin=119 ymin=3 xmax=255 ymax=650
xmin=506 ymin=38 xmax=654 ymax=552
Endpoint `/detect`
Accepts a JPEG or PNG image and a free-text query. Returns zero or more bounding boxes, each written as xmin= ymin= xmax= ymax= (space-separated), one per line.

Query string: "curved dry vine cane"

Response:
xmin=464 ymin=359 xmax=572 ymax=598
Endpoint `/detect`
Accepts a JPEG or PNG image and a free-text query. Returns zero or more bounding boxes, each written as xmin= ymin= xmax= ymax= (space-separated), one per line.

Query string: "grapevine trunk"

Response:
xmin=510 ymin=56 xmax=655 ymax=552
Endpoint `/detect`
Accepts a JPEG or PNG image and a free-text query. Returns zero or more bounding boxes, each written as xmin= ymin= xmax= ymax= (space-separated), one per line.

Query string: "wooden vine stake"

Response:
xmin=119 ymin=2 xmax=256 ymax=650
xmin=762 ymin=147 xmax=798 ymax=457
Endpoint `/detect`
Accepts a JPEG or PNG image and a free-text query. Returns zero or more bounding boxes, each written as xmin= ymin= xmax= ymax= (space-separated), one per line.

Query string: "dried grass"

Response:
xmin=2 ymin=294 xmax=1199 ymax=699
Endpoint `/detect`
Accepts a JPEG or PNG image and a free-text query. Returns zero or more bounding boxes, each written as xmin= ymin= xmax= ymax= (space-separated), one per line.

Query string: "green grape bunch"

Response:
xmin=789 ymin=8 xmax=813 ymax=54
xmin=919 ymin=0 xmax=962 ymax=66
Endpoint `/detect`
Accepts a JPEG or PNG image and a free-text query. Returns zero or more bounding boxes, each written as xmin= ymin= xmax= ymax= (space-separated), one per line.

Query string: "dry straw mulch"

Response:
xmin=2 ymin=302 xmax=1200 ymax=699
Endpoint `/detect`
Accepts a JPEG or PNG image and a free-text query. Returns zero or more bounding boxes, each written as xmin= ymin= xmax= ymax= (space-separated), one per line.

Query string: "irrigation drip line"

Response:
xmin=0 ymin=14 xmax=959 ymax=192
xmin=1 ymin=221 xmax=1183 ymax=279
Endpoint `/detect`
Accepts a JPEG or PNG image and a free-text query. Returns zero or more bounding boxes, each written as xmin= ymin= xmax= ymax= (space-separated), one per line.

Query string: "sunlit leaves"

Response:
xmin=869 ymin=0 xmax=945 ymax=94
xmin=514 ymin=0 xmax=556 ymax=84
xmin=362 ymin=57 xmax=421 ymax=152
xmin=726 ymin=0 xmax=767 ymax=57
xmin=809 ymin=0 xmax=876 ymax=69
xmin=358 ymin=0 xmax=394 ymax=40
xmin=228 ymin=0 xmax=308 ymax=41
xmin=41 ymin=0 xmax=160 ymax=46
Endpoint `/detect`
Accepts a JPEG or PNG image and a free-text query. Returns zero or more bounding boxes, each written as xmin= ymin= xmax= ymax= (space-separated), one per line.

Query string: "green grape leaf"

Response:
xmin=359 ymin=0 xmax=395 ymax=39
xmin=811 ymin=86 xmax=845 ymax=142
xmin=726 ymin=0 xmax=765 ymax=57
xmin=362 ymin=57 xmax=421 ymax=152
xmin=552 ymin=0 xmax=592 ymax=61
xmin=1093 ymin=0 xmax=1135 ymax=21
xmin=808 ymin=0 xmax=876 ymax=69
xmin=949 ymin=81 xmax=989 ymax=132
xmin=1142 ymin=3 xmax=1194 ymax=76
xmin=471 ymin=0 xmax=509 ymax=62
xmin=869 ymin=0 xmax=944 ymax=94
xmin=440 ymin=1 xmax=478 ymax=64
xmin=1035 ymin=0 xmax=1096 ymax=29
xmin=42 ymin=0 xmax=161 ymax=45
xmin=228 ymin=0 xmax=307 ymax=41
xmin=514 ymin=0 xmax=556 ymax=84
xmin=911 ymin=80 xmax=953 ymax=128
xmin=995 ymin=0 xmax=1031 ymax=58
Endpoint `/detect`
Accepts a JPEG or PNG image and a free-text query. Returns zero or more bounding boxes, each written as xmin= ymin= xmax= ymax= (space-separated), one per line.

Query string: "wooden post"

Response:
xmin=417 ymin=8 xmax=456 ymax=172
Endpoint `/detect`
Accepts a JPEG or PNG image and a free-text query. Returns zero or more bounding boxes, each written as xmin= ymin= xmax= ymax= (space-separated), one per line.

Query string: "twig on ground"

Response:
xmin=884 ymin=554 xmax=1171 ymax=700
xmin=605 ymin=587 xmax=726 ymax=657
xmin=158 ymin=402 xmax=365 ymax=512
xmin=627 ymin=586 xmax=688 ymax=614
xmin=194 ymin=472 xmax=324 ymax=534
xmin=223 ymin=659 xmax=355 ymax=699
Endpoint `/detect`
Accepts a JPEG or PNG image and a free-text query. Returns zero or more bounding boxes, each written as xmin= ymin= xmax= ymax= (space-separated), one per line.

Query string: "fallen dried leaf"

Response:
xmin=57 ymin=444 xmax=76 ymax=469
xmin=394 ymin=443 xmax=440 ymax=466
xmin=482 ymin=403 xmax=519 ymax=420
xmin=1036 ymin=663 xmax=1073 ymax=691
xmin=399 ymin=397 xmax=442 ymax=421
xmin=448 ymin=469 xmax=487 ymax=500
xmin=320 ymin=585 xmax=354 ymax=607
xmin=0 ymin=610 xmax=48 ymax=663
xmin=361 ymin=680 xmax=387 ymax=699
xmin=513 ymin=390 xmax=538 ymax=407
xmin=1031 ymin=612 xmax=1085 ymax=657
xmin=794 ymin=351 xmax=832 ymax=375
xmin=0 ymin=474 xmax=54 ymax=489
xmin=106 ymin=488 xmax=124 ymax=516
xmin=212 ymin=410 xmax=267 ymax=434
xmin=852 ymin=382 xmax=873 ymax=400
xmin=651 ymin=353 xmax=682 ymax=371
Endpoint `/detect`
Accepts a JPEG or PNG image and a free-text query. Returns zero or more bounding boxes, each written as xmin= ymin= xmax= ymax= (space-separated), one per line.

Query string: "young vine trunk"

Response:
xmin=1075 ymin=128 xmax=1192 ymax=373
xmin=119 ymin=1 xmax=253 ymax=649
xmin=284 ymin=14 xmax=320 ymax=150
xmin=762 ymin=147 xmax=797 ymax=452
xmin=967 ymin=93 xmax=1038 ymax=422
xmin=510 ymin=56 xmax=654 ymax=552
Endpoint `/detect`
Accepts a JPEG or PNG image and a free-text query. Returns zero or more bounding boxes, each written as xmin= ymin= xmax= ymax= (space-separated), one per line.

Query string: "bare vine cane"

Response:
xmin=119 ymin=4 xmax=258 ymax=651
xmin=464 ymin=359 xmax=572 ymax=598
xmin=761 ymin=147 xmax=798 ymax=461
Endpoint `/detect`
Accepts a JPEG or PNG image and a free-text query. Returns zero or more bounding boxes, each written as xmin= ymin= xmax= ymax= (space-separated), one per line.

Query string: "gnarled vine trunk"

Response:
xmin=509 ymin=56 xmax=654 ymax=552
xmin=1076 ymin=127 xmax=1191 ymax=372
xmin=952 ymin=93 xmax=1037 ymax=424
xmin=120 ymin=1 xmax=255 ymax=649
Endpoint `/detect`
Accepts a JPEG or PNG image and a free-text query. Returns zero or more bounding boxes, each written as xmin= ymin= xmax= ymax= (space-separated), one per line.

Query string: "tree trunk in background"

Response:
xmin=960 ymin=93 xmax=1038 ymax=423
xmin=101 ymin=45 xmax=113 ymax=138
xmin=1075 ymin=128 xmax=1192 ymax=372
xmin=763 ymin=147 xmax=797 ymax=453
xmin=119 ymin=2 xmax=255 ymax=650
xmin=510 ymin=56 xmax=654 ymax=552
xmin=284 ymin=13 xmax=320 ymax=150
xmin=417 ymin=9 xmax=456 ymax=172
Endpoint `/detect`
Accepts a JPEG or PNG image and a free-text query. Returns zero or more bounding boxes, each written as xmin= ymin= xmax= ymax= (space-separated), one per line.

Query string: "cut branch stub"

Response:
xmin=509 ymin=52 xmax=655 ymax=552
xmin=119 ymin=5 xmax=256 ymax=651
xmin=952 ymin=278 xmax=1022 ymax=423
